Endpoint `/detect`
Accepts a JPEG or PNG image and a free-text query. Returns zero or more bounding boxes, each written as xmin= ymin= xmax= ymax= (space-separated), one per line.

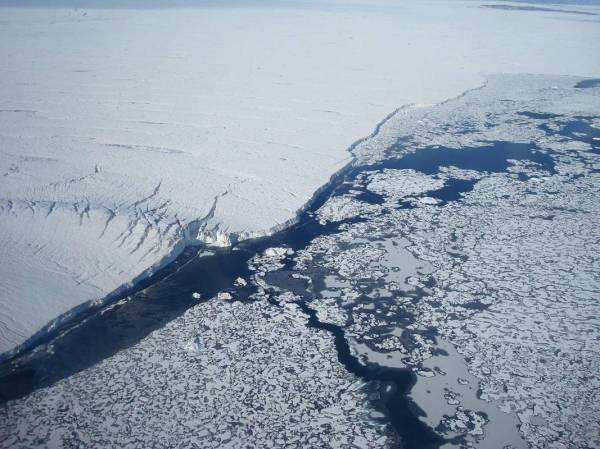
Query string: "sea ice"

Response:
xmin=283 ymin=75 xmax=600 ymax=448
xmin=0 ymin=297 xmax=393 ymax=448
xmin=316 ymin=195 xmax=374 ymax=224
xmin=367 ymin=169 xmax=444 ymax=200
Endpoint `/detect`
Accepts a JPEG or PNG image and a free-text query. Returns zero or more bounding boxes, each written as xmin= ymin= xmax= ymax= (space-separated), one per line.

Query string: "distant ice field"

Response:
xmin=1 ymin=0 xmax=600 ymax=356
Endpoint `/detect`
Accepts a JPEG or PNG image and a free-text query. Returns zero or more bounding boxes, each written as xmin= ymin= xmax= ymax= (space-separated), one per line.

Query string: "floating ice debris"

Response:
xmin=418 ymin=196 xmax=441 ymax=205
xmin=316 ymin=195 xmax=374 ymax=224
xmin=0 ymin=297 xmax=392 ymax=448
xmin=192 ymin=292 xmax=202 ymax=300
xmin=367 ymin=169 xmax=444 ymax=200
xmin=444 ymin=390 xmax=461 ymax=406
xmin=217 ymin=292 xmax=233 ymax=301
xmin=234 ymin=277 xmax=247 ymax=287
xmin=250 ymin=246 xmax=293 ymax=274
xmin=437 ymin=408 xmax=488 ymax=438
xmin=198 ymin=250 xmax=216 ymax=258
xmin=279 ymin=75 xmax=600 ymax=448
xmin=264 ymin=247 xmax=290 ymax=257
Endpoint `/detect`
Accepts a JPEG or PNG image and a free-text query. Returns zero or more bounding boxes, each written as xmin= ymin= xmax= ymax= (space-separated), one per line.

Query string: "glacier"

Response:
xmin=1 ymin=0 xmax=600 ymax=356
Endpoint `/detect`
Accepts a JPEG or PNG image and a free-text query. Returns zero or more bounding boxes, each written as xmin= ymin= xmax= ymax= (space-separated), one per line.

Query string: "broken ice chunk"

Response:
xmin=264 ymin=247 xmax=292 ymax=257
xmin=419 ymin=196 xmax=441 ymax=205
xmin=234 ymin=277 xmax=247 ymax=287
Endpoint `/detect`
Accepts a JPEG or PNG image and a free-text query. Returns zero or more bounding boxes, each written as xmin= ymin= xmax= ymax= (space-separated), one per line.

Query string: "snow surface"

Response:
xmin=1 ymin=0 xmax=600 ymax=355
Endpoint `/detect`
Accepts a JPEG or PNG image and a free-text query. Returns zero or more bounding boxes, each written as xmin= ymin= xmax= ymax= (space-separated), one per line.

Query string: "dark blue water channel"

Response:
xmin=0 ymin=137 xmax=558 ymax=448
xmin=539 ymin=116 xmax=600 ymax=157
xmin=575 ymin=78 xmax=600 ymax=89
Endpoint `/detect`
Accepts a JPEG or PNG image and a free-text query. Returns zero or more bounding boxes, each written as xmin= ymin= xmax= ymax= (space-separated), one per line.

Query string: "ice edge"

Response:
xmin=0 ymin=84 xmax=477 ymax=363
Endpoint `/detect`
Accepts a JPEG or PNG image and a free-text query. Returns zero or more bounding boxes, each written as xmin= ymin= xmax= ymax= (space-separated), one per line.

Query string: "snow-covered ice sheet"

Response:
xmin=1 ymin=0 xmax=600 ymax=354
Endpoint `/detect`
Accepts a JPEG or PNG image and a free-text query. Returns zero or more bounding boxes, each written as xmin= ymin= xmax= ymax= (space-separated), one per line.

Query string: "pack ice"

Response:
xmin=1 ymin=0 xmax=599 ymax=356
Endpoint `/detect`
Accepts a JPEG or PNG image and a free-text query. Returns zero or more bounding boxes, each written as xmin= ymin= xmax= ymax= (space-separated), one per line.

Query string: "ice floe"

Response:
xmin=250 ymin=75 xmax=600 ymax=448
xmin=0 ymin=296 xmax=392 ymax=448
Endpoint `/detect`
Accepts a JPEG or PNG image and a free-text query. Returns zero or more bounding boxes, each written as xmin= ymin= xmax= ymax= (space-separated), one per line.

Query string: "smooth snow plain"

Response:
xmin=1 ymin=0 xmax=600 ymax=355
